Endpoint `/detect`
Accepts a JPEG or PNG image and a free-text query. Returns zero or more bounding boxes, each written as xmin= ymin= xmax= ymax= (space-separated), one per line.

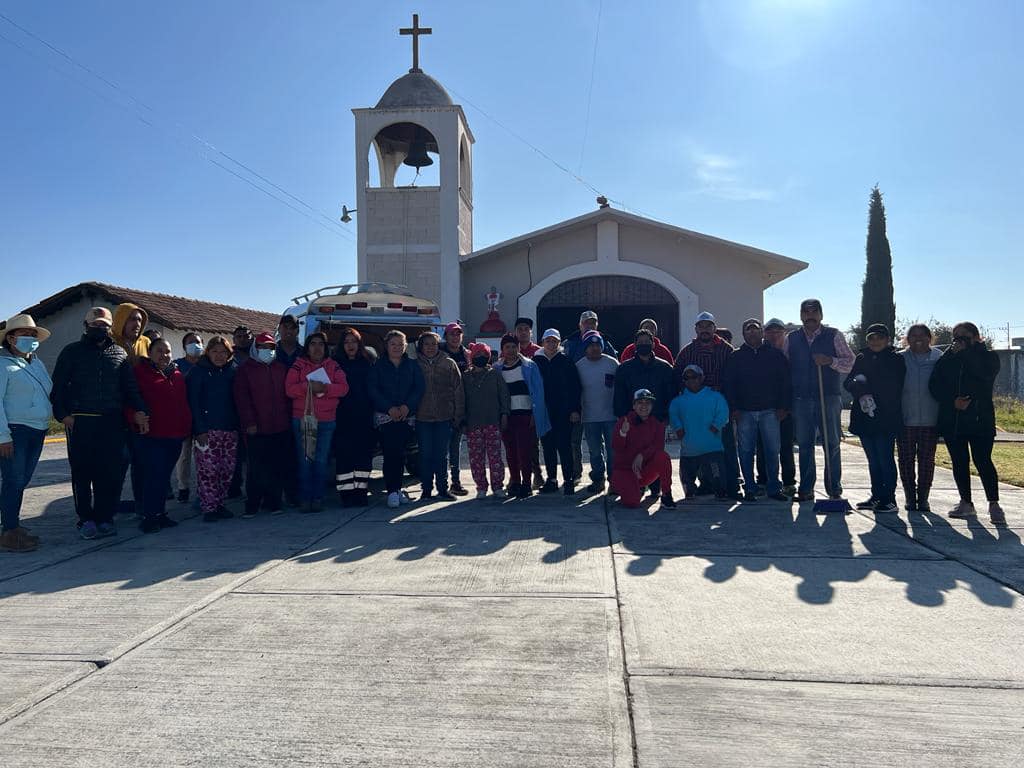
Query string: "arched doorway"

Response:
xmin=537 ymin=276 xmax=680 ymax=354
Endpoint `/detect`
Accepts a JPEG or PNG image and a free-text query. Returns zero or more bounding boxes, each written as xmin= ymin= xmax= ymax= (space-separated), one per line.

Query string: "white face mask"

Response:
xmin=186 ymin=342 xmax=204 ymax=357
xmin=256 ymin=348 xmax=275 ymax=365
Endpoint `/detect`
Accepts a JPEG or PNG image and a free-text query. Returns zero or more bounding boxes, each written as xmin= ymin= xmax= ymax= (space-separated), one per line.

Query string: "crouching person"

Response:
xmin=669 ymin=364 xmax=730 ymax=499
xmin=611 ymin=389 xmax=675 ymax=509
xmin=463 ymin=343 xmax=510 ymax=499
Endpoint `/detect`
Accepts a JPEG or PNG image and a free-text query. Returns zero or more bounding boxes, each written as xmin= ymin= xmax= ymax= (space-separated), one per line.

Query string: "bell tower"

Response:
xmin=353 ymin=14 xmax=474 ymax=323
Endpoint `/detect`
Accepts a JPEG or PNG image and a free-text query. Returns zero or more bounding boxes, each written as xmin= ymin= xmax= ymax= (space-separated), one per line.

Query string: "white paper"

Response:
xmin=306 ymin=367 xmax=331 ymax=385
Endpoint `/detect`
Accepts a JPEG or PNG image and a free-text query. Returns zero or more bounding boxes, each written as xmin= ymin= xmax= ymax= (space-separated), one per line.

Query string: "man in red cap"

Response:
xmin=233 ymin=332 xmax=291 ymax=517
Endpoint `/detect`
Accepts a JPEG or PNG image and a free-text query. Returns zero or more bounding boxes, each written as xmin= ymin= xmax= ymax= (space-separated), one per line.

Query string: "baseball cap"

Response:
xmin=633 ymin=388 xmax=656 ymax=401
xmin=865 ymin=323 xmax=890 ymax=339
xmin=800 ymin=298 xmax=823 ymax=313
xmin=580 ymin=310 xmax=598 ymax=322
xmin=764 ymin=318 xmax=786 ymax=330
xmin=468 ymin=342 xmax=491 ymax=358
xmin=742 ymin=318 xmax=762 ymax=331
xmin=254 ymin=332 xmax=276 ymax=346
xmin=541 ymin=328 xmax=561 ymax=341
xmin=694 ymin=311 xmax=716 ymax=325
xmin=443 ymin=322 xmax=463 ymax=337
xmin=83 ymin=307 xmax=113 ymax=327
xmin=683 ymin=364 xmax=704 ymax=377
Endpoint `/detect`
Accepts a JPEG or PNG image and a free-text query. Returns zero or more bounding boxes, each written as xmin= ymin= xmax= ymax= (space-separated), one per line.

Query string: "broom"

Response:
xmin=812 ymin=364 xmax=852 ymax=514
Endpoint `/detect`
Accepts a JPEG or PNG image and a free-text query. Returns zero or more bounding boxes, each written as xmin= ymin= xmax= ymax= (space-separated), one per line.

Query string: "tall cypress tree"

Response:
xmin=858 ymin=185 xmax=896 ymax=349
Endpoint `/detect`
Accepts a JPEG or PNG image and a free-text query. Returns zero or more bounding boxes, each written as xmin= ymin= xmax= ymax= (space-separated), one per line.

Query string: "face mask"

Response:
xmin=86 ymin=326 xmax=109 ymax=342
xmin=186 ymin=342 xmax=204 ymax=357
xmin=14 ymin=337 xmax=40 ymax=354
xmin=472 ymin=356 xmax=488 ymax=368
xmin=635 ymin=343 xmax=653 ymax=357
xmin=256 ymin=348 xmax=275 ymax=364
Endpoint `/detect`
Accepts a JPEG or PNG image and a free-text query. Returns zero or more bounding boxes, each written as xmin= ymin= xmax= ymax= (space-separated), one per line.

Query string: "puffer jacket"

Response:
xmin=367 ymin=356 xmax=425 ymax=416
xmin=187 ymin=356 xmax=238 ymax=434
xmin=416 ymin=353 xmax=464 ymax=423
xmin=929 ymin=342 xmax=1000 ymax=438
xmin=899 ymin=347 xmax=941 ymax=427
xmin=50 ymin=334 xmax=147 ymax=421
xmin=844 ymin=346 xmax=906 ymax=436
xmin=285 ymin=357 xmax=349 ymax=422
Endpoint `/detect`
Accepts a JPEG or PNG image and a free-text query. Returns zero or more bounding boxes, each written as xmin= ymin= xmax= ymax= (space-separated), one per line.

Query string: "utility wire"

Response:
xmin=0 ymin=12 xmax=355 ymax=243
xmin=577 ymin=0 xmax=603 ymax=175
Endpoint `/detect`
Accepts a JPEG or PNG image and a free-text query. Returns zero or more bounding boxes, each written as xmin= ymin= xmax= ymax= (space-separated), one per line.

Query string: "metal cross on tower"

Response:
xmin=400 ymin=13 xmax=432 ymax=73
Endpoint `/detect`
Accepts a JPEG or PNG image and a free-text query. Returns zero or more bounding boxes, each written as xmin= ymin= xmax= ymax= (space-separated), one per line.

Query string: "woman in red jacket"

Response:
xmin=611 ymin=389 xmax=675 ymax=509
xmin=284 ymin=332 xmax=349 ymax=512
xmin=128 ymin=338 xmax=191 ymax=533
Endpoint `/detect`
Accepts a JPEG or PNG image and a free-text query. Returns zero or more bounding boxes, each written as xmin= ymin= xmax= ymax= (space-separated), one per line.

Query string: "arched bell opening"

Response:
xmin=368 ymin=121 xmax=440 ymax=189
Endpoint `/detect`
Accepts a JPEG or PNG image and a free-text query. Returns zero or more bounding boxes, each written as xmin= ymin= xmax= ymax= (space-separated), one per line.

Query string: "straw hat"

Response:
xmin=0 ymin=314 xmax=51 ymax=346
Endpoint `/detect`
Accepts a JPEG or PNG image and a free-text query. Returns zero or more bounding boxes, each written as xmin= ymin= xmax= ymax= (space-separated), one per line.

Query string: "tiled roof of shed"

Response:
xmin=23 ymin=282 xmax=282 ymax=334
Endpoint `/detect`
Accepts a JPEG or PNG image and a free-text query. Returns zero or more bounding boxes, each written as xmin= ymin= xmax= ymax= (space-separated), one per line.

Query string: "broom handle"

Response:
xmin=818 ymin=364 xmax=832 ymax=493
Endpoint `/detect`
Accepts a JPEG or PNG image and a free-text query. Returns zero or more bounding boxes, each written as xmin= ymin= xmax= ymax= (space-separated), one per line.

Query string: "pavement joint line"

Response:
xmin=0 ymin=504 xmax=375 ymax=729
xmin=850 ymin=508 xmax=1024 ymax=597
xmin=608 ymin=550 xmax=948 ymax=560
xmin=625 ymin=668 xmax=1024 ymax=690
xmin=602 ymin=493 xmax=641 ymax=768
xmin=229 ymin=589 xmax=617 ymax=599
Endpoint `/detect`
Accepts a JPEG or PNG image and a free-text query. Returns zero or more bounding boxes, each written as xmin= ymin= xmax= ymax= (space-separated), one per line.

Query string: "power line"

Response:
xmin=0 ymin=12 xmax=355 ymax=244
xmin=577 ymin=0 xmax=603 ymax=175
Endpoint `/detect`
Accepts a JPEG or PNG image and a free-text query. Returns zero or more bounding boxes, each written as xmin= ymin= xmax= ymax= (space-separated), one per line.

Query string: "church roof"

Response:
xmin=23 ymin=282 xmax=282 ymax=334
xmin=376 ymin=71 xmax=454 ymax=109
xmin=462 ymin=208 xmax=808 ymax=286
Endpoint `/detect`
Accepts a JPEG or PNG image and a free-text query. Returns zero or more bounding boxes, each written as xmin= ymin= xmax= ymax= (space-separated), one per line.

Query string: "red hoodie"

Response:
xmin=611 ymin=413 xmax=667 ymax=471
xmin=285 ymin=357 xmax=349 ymax=421
xmin=127 ymin=361 xmax=191 ymax=439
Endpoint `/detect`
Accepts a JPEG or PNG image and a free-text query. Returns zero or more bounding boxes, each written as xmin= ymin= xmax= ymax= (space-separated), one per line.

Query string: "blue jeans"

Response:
xmin=583 ymin=421 xmax=615 ymax=482
xmin=861 ymin=432 xmax=898 ymax=503
xmin=291 ymin=419 xmax=336 ymax=502
xmin=0 ymin=424 xmax=46 ymax=532
xmin=136 ymin=436 xmax=184 ymax=520
xmin=416 ymin=420 xmax=453 ymax=494
xmin=736 ymin=410 xmax=782 ymax=495
xmin=792 ymin=394 xmax=843 ymax=496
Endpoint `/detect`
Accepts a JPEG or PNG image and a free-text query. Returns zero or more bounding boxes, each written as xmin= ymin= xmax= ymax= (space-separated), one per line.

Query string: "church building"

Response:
xmin=354 ymin=16 xmax=807 ymax=351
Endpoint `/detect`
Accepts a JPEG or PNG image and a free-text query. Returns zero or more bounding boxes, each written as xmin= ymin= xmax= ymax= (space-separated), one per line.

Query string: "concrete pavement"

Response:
xmin=1 ymin=441 xmax=1022 ymax=766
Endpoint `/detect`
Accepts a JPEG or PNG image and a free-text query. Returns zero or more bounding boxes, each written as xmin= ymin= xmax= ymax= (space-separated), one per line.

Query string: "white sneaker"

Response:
xmin=476 ymin=490 xmax=488 ymax=500
xmin=387 ymin=492 xmax=400 ymax=509
xmin=492 ymin=488 xmax=508 ymax=499
xmin=948 ymin=501 xmax=976 ymax=519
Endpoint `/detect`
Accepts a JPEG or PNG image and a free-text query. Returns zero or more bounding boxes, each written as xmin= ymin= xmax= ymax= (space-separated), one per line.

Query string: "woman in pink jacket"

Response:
xmin=284 ymin=332 xmax=348 ymax=511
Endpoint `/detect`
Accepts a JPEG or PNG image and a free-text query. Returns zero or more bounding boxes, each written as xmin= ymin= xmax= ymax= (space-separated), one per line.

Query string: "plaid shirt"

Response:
xmin=672 ymin=336 xmax=734 ymax=392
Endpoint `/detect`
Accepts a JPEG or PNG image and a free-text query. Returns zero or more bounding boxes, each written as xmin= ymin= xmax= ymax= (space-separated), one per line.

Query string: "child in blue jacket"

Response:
xmin=668 ymin=364 xmax=730 ymax=499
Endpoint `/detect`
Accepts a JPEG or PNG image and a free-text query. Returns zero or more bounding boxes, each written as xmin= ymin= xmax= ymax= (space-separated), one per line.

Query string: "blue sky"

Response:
xmin=2 ymin=0 xmax=1022 ymax=343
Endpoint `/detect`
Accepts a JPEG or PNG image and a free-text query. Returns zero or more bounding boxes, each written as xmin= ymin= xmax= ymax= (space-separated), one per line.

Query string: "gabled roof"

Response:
xmin=462 ymin=207 xmax=808 ymax=283
xmin=23 ymin=282 xmax=282 ymax=334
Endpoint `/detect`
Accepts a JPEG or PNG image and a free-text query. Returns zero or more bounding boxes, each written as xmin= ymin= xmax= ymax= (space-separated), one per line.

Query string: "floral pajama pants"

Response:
xmin=467 ymin=424 xmax=504 ymax=492
xmin=195 ymin=430 xmax=238 ymax=514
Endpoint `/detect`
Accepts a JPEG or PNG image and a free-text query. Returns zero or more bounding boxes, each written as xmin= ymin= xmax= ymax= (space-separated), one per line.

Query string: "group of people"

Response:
xmin=0 ymin=295 xmax=1007 ymax=553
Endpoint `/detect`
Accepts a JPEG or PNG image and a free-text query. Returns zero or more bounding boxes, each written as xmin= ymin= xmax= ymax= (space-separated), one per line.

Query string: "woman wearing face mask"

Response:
xmin=0 ymin=315 xmax=53 ymax=552
xmin=462 ymin=342 xmax=511 ymax=499
xmin=187 ymin=336 xmax=238 ymax=522
xmin=128 ymin=338 xmax=192 ymax=533
xmin=929 ymin=322 xmax=1004 ymax=524
xmin=332 ymin=328 xmax=375 ymax=507
xmin=285 ymin=332 xmax=349 ymax=512
xmin=233 ymin=333 xmax=292 ymax=518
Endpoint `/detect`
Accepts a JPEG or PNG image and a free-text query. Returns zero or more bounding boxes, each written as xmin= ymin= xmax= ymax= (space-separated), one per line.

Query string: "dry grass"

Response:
xmin=995 ymin=395 xmax=1024 ymax=433
xmin=935 ymin=442 xmax=1024 ymax=488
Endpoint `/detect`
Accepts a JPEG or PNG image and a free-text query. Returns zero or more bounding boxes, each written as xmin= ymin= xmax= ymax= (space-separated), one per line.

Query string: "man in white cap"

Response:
xmin=0 ymin=314 xmax=53 ymax=552
xmin=672 ymin=311 xmax=741 ymax=498
xmin=51 ymin=307 xmax=149 ymax=540
xmin=534 ymin=328 xmax=582 ymax=494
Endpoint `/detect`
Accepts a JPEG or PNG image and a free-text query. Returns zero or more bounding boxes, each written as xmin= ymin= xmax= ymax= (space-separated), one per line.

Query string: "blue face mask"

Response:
xmin=186 ymin=342 xmax=204 ymax=357
xmin=256 ymin=348 xmax=275 ymax=365
xmin=14 ymin=337 xmax=40 ymax=355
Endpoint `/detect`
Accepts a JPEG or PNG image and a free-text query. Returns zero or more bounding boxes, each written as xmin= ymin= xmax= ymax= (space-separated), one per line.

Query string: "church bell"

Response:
xmin=402 ymin=129 xmax=433 ymax=169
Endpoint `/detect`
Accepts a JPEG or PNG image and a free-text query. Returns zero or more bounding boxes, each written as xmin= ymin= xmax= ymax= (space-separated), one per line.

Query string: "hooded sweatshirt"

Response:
xmin=668 ymin=387 xmax=730 ymax=457
xmin=111 ymin=303 xmax=151 ymax=364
